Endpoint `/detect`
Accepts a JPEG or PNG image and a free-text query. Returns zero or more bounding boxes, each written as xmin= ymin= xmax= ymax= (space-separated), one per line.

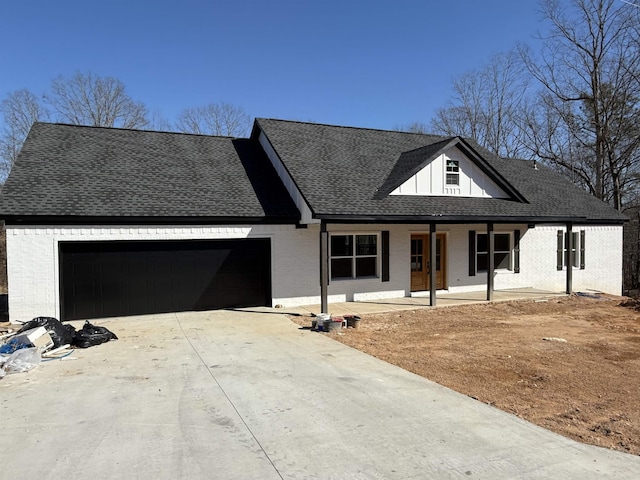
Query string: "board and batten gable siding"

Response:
xmin=391 ymin=146 xmax=509 ymax=198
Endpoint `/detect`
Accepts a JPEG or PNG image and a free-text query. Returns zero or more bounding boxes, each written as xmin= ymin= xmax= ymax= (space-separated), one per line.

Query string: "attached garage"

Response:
xmin=59 ymin=239 xmax=272 ymax=321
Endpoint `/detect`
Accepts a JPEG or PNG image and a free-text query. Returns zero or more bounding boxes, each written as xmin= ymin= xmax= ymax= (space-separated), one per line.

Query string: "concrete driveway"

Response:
xmin=2 ymin=310 xmax=639 ymax=479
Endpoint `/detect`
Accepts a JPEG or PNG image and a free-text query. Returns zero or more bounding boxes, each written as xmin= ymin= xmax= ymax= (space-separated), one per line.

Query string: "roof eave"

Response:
xmin=1 ymin=214 xmax=301 ymax=226
xmin=313 ymin=213 xmax=627 ymax=225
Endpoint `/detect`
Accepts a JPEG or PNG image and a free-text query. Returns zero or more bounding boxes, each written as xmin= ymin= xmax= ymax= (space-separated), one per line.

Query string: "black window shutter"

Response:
xmin=513 ymin=229 xmax=520 ymax=273
xmin=469 ymin=230 xmax=476 ymax=276
xmin=557 ymin=230 xmax=563 ymax=270
xmin=381 ymin=231 xmax=390 ymax=282
xmin=580 ymin=230 xmax=585 ymax=270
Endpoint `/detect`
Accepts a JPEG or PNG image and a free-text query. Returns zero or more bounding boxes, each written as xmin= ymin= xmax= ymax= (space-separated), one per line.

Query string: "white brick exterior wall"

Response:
xmin=6 ymin=224 xmax=320 ymax=322
xmin=436 ymin=224 xmax=622 ymax=295
xmin=516 ymin=224 xmax=623 ymax=294
xmin=5 ymin=222 xmax=623 ymax=322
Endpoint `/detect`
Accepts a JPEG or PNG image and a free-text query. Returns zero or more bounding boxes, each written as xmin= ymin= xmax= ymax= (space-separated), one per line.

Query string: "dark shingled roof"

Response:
xmin=1 ymin=120 xmax=627 ymax=226
xmin=255 ymin=118 xmax=627 ymax=224
xmin=0 ymin=123 xmax=300 ymax=223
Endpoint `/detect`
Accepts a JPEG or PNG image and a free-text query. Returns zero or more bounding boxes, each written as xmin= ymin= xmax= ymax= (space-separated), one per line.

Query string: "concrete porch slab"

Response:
xmin=273 ymin=288 xmax=567 ymax=317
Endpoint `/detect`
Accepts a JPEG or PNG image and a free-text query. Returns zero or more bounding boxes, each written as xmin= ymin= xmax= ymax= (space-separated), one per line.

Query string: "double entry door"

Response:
xmin=410 ymin=233 xmax=446 ymax=291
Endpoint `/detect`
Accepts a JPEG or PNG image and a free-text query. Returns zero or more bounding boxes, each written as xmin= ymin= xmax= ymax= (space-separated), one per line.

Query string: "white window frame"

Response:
xmin=476 ymin=232 xmax=512 ymax=272
xmin=446 ymin=160 xmax=460 ymax=186
xmin=329 ymin=233 xmax=380 ymax=280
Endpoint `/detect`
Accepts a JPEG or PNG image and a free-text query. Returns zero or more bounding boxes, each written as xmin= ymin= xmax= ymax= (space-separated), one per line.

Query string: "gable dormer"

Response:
xmin=391 ymin=146 xmax=509 ymax=198
xmin=378 ymin=137 xmax=526 ymax=202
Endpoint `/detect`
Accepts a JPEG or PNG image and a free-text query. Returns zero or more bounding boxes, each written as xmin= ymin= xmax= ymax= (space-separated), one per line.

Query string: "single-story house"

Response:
xmin=0 ymin=118 xmax=626 ymax=322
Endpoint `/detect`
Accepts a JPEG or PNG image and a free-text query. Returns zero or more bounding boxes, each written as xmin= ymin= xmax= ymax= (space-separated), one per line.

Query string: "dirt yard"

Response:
xmin=295 ymin=294 xmax=640 ymax=456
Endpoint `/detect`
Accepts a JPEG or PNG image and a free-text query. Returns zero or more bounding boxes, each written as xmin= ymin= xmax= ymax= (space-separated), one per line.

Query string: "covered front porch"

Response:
xmin=318 ymin=220 xmax=581 ymax=314
xmin=288 ymin=287 xmax=568 ymax=317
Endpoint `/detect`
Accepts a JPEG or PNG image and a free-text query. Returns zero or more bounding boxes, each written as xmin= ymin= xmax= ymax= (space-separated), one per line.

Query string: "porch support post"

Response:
xmin=487 ymin=222 xmax=494 ymax=301
xmin=429 ymin=223 xmax=437 ymax=306
xmin=566 ymin=222 xmax=573 ymax=295
xmin=320 ymin=220 xmax=329 ymax=313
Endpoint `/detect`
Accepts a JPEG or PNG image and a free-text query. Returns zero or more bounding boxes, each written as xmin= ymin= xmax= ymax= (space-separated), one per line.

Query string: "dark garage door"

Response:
xmin=60 ymin=239 xmax=271 ymax=321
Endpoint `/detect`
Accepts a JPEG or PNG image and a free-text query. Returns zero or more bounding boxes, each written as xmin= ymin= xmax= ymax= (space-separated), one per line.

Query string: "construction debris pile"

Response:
xmin=311 ymin=314 xmax=361 ymax=332
xmin=0 ymin=317 xmax=117 ymax=378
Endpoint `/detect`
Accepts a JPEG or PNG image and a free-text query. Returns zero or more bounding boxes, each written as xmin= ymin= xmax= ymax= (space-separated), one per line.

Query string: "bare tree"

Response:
xmin=520 ymin=91 xmax=603 ymax=194
xmin=175 ymin=103 xmax=251 ymax=137
xmin=430 ymin=51 xmax=530 ymax=158
xmin=0 ymin=89 xmax=48 ymax=178
xmin=147 ymin=108 xmax=173 ymax=132
xmin=520 ymin=0 xmax=640 ymax=209
xmin=0 ymin=72 xmax=150 ymax=180
xmin=395 ymin=121 xmax=430 ymax=134
xmin=46 ymin=72 xmax=148 ymax=129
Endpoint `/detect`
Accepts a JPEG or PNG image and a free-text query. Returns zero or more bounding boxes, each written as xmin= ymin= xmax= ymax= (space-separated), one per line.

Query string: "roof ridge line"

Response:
xmin=32 ymin=122 xmax=238 ymax=139
xmin=255 ymin=117 xmax=449 ymax=138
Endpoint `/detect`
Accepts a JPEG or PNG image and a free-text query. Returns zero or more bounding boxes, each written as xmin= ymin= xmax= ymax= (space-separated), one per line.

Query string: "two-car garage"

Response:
xmin=59 ymin=239 xmax=272 ymax=321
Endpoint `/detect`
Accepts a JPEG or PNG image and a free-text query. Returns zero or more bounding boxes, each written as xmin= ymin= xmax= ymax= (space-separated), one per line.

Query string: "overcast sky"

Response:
xmin=0 ymin=0 xmax=545 ymax=131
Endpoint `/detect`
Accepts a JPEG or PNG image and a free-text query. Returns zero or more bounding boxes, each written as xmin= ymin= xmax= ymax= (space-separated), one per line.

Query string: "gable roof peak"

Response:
xmin=399 ymin=136 xmax=461 ymax=156
xmin=376 ymin=135 xmax=522 ymax=200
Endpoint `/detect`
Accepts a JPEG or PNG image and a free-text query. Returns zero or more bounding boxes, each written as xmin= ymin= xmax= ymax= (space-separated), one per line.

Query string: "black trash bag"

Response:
xmin=17 ymin=316 xmax=76 ymax=349
xmin=72 ymin=321 xmax=118 ymax=349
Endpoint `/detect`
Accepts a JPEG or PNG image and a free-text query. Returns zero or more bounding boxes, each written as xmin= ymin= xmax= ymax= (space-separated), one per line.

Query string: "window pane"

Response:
xmin=356 ymin=235 xmax=377 ymax=256
xmin=477 ymin=253 xmax=487 ymax=272
xmin=446 ymin=173 xmax=459 ymax=185
xmin=446 ymin=160 xmax=459 ymax=172
xmin=411 ymin=239 xmax=422 ymax=255
xmin=494 ymin=234 xmax=510 ymax=252
xmin=331 ymin=235 xmax=352 ymax=257
xmin=411 ymin=255 xmax=422 ymax=272
xmin=356 ymin=257 xmax=376 ymax=277
xmin=477 ymin=234 xmax=487 ymax=253
xmin=331 ymin=258 xmax=352 ymax=279
xmin=495 ymin=252 xmax=510 ymax=270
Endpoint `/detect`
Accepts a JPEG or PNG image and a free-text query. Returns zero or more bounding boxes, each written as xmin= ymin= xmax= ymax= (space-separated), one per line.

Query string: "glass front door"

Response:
xmin=410 ymin=234 xmax=446 ymax=291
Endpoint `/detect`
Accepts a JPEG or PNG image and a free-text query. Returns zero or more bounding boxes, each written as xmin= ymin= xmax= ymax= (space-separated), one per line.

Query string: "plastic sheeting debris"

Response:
xmin=0 ymin=347 xmax=41 ymax=377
